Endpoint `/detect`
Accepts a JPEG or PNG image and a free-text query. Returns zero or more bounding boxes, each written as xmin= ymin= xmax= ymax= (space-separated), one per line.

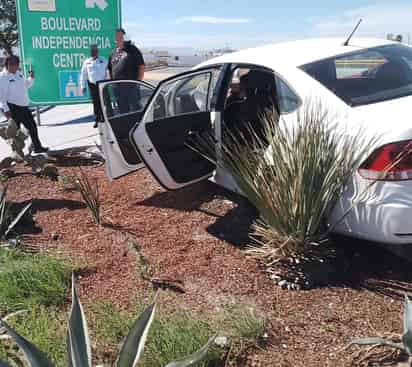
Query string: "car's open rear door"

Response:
xmin=130 ymin=67 xmax=224 ymax=190
xmin=98 ymin=80 xmax=155 ymax=179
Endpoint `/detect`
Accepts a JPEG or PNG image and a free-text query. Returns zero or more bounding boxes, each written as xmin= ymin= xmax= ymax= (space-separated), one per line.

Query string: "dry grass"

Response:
xmin=75 ymin=168 xmax=101 ymax=225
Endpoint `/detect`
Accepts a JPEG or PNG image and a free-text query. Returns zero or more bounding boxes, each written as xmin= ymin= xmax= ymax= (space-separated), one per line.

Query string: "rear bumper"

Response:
xmin=328 ymin=176 xmax=412 ymax=245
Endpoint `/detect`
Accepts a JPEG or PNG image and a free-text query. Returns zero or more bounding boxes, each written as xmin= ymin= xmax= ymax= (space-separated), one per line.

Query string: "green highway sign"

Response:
xmin=16 ymin=0 xmax=121 ymax=105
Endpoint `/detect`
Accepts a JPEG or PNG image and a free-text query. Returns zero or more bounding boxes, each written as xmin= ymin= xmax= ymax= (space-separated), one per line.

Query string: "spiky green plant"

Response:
xmin=348 ymin=295 xmax=412 ymax=364
xmin=0 ymin=274 xmax=218 ymax=367
xmin=0 ymin=187 xmax=31 ymax=240
xmin=75 ymin=169 xmax=100 ymax=225
xmin=192 ymin=102 xmax=373 ymax=263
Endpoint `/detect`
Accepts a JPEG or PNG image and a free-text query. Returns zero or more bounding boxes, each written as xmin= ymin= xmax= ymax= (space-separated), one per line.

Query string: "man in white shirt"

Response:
xmin=80 ymin=44 xmax=108 ymax=128
xmin=0 ymin=55 xmax=48 ymax=154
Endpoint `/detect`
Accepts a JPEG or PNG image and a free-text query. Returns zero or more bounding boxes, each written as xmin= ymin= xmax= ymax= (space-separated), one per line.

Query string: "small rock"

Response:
xmin=0 ymin=157 xmax=13 ymax=170
xmin=41 ymin=164 xmax=59 ymax=180
xmin=214 ymin=336 xmax=229 ymax=348
xmin=0 ymin=168 xmax=15 ymax=178
xmin=278 ymin=280 xmax=287 ymax=288
xmin=270 ymin=274 xmax=280 ymax=280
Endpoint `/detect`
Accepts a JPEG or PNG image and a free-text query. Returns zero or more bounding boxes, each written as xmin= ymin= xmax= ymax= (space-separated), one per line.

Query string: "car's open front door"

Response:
xmin=131 ymin=67 xmax=224 ymax=190
xmin=98 ymin=80 xmax=155 ymax=179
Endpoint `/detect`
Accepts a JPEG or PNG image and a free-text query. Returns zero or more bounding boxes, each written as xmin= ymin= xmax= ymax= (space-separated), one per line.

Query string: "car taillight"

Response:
xmin=358 ymin=140 xmax=412 ymax=180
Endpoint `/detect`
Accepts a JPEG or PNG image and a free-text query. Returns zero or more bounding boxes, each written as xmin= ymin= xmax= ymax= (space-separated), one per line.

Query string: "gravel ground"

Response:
xmin=6 ymin=157 xmax=412 ymax=366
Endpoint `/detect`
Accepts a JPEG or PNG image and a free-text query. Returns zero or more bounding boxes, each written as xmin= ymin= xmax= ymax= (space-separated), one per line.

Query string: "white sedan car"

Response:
xmin=98 ymin=37 xmax=412 ymax=245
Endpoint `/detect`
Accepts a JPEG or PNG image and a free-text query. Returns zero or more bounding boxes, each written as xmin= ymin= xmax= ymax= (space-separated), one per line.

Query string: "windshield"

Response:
xmin=300 ymin=44 xmax=412 ymax=107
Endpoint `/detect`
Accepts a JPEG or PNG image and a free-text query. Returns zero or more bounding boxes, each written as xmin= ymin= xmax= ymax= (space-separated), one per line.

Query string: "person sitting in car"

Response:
xmin=224 ymin=69 xmax=279 ymax=144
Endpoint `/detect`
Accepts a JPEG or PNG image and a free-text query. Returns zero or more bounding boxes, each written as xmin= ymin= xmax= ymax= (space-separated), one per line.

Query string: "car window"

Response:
xmin=144 ymin=67 xmax=221 ymax=122
xmin=301 ymin=44 xmax=412 ymax=107
xmin=276 ymin=77 xmax=300 ymax=113
xmin=335 ymin=50 xmax=387 ymax=79
xmin=224 ymin=67 xmax=300 ymax=114
xmin=102 ymin=82 xmax=153 ymax=118
xmin=174 ymin=73 xmax=210 ymax=113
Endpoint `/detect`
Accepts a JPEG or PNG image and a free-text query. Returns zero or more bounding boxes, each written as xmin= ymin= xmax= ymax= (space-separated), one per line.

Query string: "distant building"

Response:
xmin=386 ymin=33 xmax=403 ymax=43
xmin=154 ymin=50 xmax=170 ymax=63
xmin=141 ymin=46 xmax=236 ymax=68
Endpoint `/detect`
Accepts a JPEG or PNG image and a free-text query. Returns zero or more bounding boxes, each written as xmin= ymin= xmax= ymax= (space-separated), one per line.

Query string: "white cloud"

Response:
xmin=123 ymin=19 xmax=281 ymax=49
xmin=127 ymin=30 xmax=285 ymax=50
xmin=311 ymin=2 xmax=412 ymax=40
xmin=174 ymin=16 xmax=251 ymax=25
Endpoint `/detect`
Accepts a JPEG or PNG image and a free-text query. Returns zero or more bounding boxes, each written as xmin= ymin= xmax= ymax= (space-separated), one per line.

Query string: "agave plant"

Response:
xmin=0 ymin=274 xmax=217 ymax=367
xmin=349 ymin=295 xmax=412 ymax=360
xmin=0 ymin=187 xmax=31 ymax=240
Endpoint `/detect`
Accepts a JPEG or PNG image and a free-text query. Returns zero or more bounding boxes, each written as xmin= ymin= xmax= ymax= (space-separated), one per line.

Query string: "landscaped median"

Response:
xmin=0 ymin=147 xmax=411 ymax=366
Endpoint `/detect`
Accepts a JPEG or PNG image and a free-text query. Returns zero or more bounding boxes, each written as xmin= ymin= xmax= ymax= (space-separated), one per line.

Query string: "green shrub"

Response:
xmin=0 ymin=275 xmax=219 ymax=367
xmin=0 ymin=306 xmax=67 ymax=367
xmin=90 ymin=301 xmax=219 ymax=367
xmin=193 ymin=102 xmax=373 ymax=263
xmin=0 ymin=249 xmax=71 ymax=312
xmin=143 ymin=312 xmax=216 ymax=367
xmin=75 ymin=169 xmax=101 ymax=225
xmin=225 ymin=307 xmax=266 ymax=343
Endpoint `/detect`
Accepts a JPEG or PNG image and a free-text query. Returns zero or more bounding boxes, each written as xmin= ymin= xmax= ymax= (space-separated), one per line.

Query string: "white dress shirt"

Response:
xmin=80 ymin=56 xmax=108 ymax=88
xmin=0 ymin=71 xmax=34 ymax=113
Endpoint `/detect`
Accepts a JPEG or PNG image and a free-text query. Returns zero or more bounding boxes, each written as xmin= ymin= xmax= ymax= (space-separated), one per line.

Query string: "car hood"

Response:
xmin=353 ymin=95 xmax=412 ymax=144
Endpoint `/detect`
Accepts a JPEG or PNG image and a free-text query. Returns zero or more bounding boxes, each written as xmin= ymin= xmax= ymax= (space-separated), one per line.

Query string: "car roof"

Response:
xmin=197 ymin=37 xmax=396 ymax=70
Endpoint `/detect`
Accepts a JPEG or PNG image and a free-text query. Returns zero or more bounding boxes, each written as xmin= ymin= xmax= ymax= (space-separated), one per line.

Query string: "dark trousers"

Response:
xmin=114 ymin=84 xmax=141 ymax=115
xmin=7 ymin=103 xmax=43 ymax=150
xmin=88 ymin=81 xmax=103 ymax=122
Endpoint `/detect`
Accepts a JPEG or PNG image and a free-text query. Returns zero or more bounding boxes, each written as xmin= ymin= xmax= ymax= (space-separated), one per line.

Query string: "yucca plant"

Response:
xmin=191 ymin=101 xmax=373 ymax=265
xmin=0 ymin=274 xmax=218 ymax=367
xmin=348 ymin=295 xmax=412 ymax=365
xmin=75 ymin=169 xmax=101 ymax=225
xmin=0 ymin=187 xmax=31 ymax=240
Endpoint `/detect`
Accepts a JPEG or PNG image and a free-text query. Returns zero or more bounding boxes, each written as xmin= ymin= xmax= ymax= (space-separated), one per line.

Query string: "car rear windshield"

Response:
xmin=300 ymin=44 xmax=412 ymax=107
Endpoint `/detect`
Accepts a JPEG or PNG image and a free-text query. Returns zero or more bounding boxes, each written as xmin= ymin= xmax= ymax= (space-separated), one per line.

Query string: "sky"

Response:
xmin=121 ymin=0 xmax=412 ymax=51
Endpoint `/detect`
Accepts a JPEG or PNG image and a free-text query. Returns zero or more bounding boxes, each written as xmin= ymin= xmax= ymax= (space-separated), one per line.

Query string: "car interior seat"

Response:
xmin=223 ymin=70 xmax=278 ymax=144
xmin=240 ymin=70 xmax=278 ymax=142
xmin=243 ymin=70 xmax=279 ymax=115
xmin=176 ymin=94 xmax=200 ymax=115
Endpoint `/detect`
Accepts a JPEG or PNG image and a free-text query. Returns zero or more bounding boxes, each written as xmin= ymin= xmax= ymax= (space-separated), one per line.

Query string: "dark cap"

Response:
xmin=5 ymin=55 xmax=20 ymax=68
xmin=116 ymin=28 xmax=126 ymax=34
